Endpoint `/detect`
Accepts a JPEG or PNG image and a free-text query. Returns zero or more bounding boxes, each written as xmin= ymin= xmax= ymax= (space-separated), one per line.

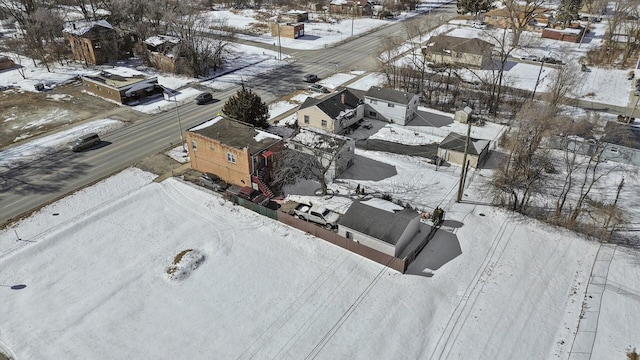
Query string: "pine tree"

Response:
xmin=221 ymin=84 xmax=269 ymax=128
xmin=456 ymin=0 xmax=491 ymax=15
xmin=556 ymin=0 xmax=582 ymax=26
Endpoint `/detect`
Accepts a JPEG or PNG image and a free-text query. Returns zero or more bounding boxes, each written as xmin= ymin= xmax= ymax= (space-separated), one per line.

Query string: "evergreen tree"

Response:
xmin=456 ymin=0 xmax=491 ymax=15
xmin=221 ymin=84 xmax=269 ymax=128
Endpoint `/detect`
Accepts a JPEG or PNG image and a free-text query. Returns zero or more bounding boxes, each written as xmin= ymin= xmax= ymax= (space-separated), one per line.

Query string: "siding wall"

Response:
xmin=187 ymin=132 xmax=253 ymax=187
xmin=297 ymin=106 xmax=336 ymax=133
xmin=82 ymin=78 xmax=123 ymax=103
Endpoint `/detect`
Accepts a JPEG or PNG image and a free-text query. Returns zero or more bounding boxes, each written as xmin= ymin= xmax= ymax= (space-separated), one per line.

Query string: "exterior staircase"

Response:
xmin=252 ymin=170 xmax=274 ymax=198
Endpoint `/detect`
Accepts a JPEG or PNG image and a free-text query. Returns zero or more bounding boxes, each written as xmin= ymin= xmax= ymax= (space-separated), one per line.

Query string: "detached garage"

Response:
xmin=437 ymin=132 xmax=490 ymax=168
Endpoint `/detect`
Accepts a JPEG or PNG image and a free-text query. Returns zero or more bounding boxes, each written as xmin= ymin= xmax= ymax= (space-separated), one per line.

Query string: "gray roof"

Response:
xmin=364 ymin=86 xmax=418 ymax=105
xmin=439 ymin=132 xmax=489 ymax=155
xmin=603 ymin=121 xmax=640 ymax=150
xmin=338 ymin=201 xmax=418 ymax=246
xmin=299 ymin=88 xmax=360 ymax=119
xmin=427 ymin=34 xmax=494 ymax=56
xmin=63 ymin=19 xmax=113 ymax=36
xmin=188 ymin=117 xmax=281 ymax=155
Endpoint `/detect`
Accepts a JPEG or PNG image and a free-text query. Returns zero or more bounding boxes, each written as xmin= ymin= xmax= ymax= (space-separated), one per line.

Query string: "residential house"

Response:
xmin=63 ymin=19 xmax=117 ymax=65
xmin=270 ymin=22 xmax=305 ymax=39
xmin=363 ymin=86 xmax=420 ymax=125
xmin=187 ymin=117 xmax=284 ymax=196
xmin=601 ymin=121 xmax=640 ymax=167
xmin=144 ymin=35 xmax=187 ymax=74
xmin=437 ymin=132 xmax=490 ymax=168
xmin=483 ymin=5 xmax=551 ymax=31
xmin=82 ymin=67 xmax=160 ymax=104
xmin=337 ymin=199 xmax=422 ymax=258
xmin=287 ymin=127 xmax=355 ymax=182
xmin=423 ymin=34 xmax=495 ymax=69
xmin=281 ymin=10 xmax=308 ymax=23
xmin=0 ymin=56 xmax=14 ymax=70
xmin=329 ymin=0 xmax=373 ymax=16
xmin=297 ymin=88 xmax=364 ymax=134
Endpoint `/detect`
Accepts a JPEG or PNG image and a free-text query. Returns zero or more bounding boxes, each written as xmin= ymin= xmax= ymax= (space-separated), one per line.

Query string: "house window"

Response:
xmin=321 ymin=120 xmax=327 ymax=127
xmin=191 ymin=140 xmax=197 ymax=151
xmin=387 ymin=103 xmax=395 ymax=108
xmin=94 ymin=42 xmax=101 ymax=49
xmin=227 ymin=152 xmax=236 ymax=163
xmin=369 ymin=111 xmax=377 ymax=117
xmin=304 ymin=115 xmax=309 ymax=124
xmin=609 ymin=147 xmax=619 ymax=153
xmin=346 ymin=231 xmax=353 ymax=240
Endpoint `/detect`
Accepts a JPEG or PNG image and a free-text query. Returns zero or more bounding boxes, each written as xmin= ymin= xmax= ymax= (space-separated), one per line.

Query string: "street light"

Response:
xmin=164 ymin=88 xmax=186 ymax=153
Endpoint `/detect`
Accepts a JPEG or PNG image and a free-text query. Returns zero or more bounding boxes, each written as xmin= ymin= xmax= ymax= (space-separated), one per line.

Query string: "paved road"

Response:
xmin=0 ymin=6 xmax=459 ymax=227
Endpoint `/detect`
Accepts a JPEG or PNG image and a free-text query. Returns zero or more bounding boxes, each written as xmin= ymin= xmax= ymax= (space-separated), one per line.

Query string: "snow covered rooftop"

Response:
xmin=63 ymin=19 xmax=113 ymax=36
xmin=144 ymin=35 xmax=180 ymax=47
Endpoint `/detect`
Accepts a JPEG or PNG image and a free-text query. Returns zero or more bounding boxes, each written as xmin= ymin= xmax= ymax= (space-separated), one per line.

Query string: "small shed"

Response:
xmin=438 ymin=132 xmax=490 ymax=168
xmin=454 ymin=106 xmax=473 ymax=124
xmin=281 ymin=10 xmax=308 ymax=23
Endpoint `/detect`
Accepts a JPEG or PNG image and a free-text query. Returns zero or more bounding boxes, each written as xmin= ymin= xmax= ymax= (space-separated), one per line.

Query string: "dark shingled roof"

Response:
xmin=439 ymin=132 xmax=489 ymax=155
xmin=299 ymin=88 xmax=360 ymax=119
xmin=188 ymin=117 xmax=281 ymax=155
xmin=603 ymin=121 xmax=640 ymax=150
xmin=338 ymin=200 xmax=418 ymax=246
xmin=428 ymin=34 xmax=494 ymax=56
xmin=364 ymin=86 xmax=417 ymax=105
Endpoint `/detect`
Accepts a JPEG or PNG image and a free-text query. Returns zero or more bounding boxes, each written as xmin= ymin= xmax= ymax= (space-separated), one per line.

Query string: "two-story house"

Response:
xmin=63 ymin=20 xmax=117 ymax=65
xmin=286 ymin=127 xmax=355 ymax=183
xmin=186 ymin=117 xmax=284 ymax=196
xmin=423 ymin=34 xmax=495 ymax=69
xmin=363 ymin=86 xmax=420 ymax=125
xmin=297 ymin=88 xmax=364 ymax=134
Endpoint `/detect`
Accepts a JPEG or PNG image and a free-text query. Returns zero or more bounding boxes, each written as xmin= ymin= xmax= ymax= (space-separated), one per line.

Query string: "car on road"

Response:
xmin=520 ymin=55 xmax=540 ymax=62
xmin=303 ymin=74 xmax=319 ymax=83
xmin=70 ymin=133 xmax=101 ymax=152
xmin=471 ymin=21 xmax=487 ymax=29
xmin=195 ymin=92 xmax=213 ymax=105
xmin=308 ymin=84 xmax=329 ymax=93
xmin=541 ymin=56 xmax=564 ymax=65
xmin=199 ymin=173 xmax=228 ymax=192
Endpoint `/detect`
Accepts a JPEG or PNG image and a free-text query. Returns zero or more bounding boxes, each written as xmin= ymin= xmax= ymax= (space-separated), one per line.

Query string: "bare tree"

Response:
xmin=376 ymin=35 xmax=403 ymax=88
xmin=545 ymin=62 xmax=586 ymax=109
xmin=501 ymin=0 xmax=546 ymax=47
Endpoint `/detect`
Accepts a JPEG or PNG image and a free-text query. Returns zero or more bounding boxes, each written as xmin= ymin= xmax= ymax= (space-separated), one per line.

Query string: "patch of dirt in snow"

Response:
xmin=165 ymin=249 xmax=206 ymax=281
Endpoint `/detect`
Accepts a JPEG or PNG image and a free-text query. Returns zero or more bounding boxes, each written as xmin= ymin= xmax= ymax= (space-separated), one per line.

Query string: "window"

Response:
xmin=369 ymin=111 xmax=377 ymax=117
xmin=321 ymin=120 xmax=327 ymax=127
xmin=304 ymin=115 xmax=309 ymax=124
xmin=227 ymin=152 xmax=236 ymax=163
xmin=387 ymin=103 xmax=395 ymax=108
xmin=94 ymin=42 xmax=101 ymax=49
xmin=191 ymin=140 xmax=197 ymax=151
xmin=346 ymin=231 xmax=353 ymax=240
xmin=609 ymin=147 xmax=619 ymax=153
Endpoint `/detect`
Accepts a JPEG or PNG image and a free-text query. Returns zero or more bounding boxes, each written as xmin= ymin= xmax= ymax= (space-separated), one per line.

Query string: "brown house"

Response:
xmin=424 ymin=34 xmax=495 ymax=69
xmin=186 ymin=117 xmax=284 ymax=195
xmin=144 ymin=35 xmax=188 ymax=74
xmin=0 ymin=56 xmax=15 ymax=70
xmin=82 ymin=67 xmax=160 ymax=104
xmin=63 ymin=20 xmax=117 ymax=65
xmin=484 ymin=5 xmax=551 ymax=32
xmin=329 ymin=0 xmax=373 ymax=16
xmin=270 ymin=23 xmax=305 ymax=39
xmin=281 ymin=10 xmax=308 ymax=23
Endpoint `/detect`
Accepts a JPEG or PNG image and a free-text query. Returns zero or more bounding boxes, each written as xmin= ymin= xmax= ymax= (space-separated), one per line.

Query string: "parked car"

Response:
xmin=291 ymin=202 xmax=340 ymax=229
xmin=520 ymin=55 xmax=540 ymax=62
xmin=199 ymin=173 xmax=228 ymax=192
xmin=471 ymin=21 xmax=487 ymax=29
xmin=541 ymin=56 xmax=563 ymax=65
xmin=303 ymin=74 xmax=319 ymax=83
xmin=361 ymin=120 xmax=373 ymax=129
xmin=195 ymin=92 xmax=213 ymax=105
xmin=70 ymin=133 xmax=101 ymax=152
xmin=308 ymin=84 xmax=329 ymax=93
xmin=237 ymin=186 xmax=269 ymax=206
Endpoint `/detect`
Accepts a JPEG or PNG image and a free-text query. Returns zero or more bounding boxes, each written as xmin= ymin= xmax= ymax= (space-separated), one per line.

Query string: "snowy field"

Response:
xmin=1 ymin=159 xmax=619 ymax=360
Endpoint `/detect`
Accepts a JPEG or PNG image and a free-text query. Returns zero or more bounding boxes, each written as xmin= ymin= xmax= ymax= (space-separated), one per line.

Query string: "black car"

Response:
xmin=199 ymin=173 xmax=228 ymax=192
xmin=303 ymin=74 xmax=319 ymax=83
xmin=195 ymin=92 xmax=213 ymax=105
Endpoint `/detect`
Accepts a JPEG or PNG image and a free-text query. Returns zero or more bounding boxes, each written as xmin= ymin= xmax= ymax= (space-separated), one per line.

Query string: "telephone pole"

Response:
xmin=456 ymin=120 xmax=472 ymax=203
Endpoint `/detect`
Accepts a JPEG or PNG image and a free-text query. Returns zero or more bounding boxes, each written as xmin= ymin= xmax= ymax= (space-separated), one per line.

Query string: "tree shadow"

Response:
xmin=480 ymin=150 xmax=508 ymax=170
xmin=297 ymin=35 xmax=321 ymax=41
xmin=405 ymin=229 xmax=462 ymax=277
xmin=407 ymin=109 xmax=454 ymax=128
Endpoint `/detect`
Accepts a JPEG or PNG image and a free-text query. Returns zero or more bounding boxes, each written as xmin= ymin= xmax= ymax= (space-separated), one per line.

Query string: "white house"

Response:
xmin=297 ymin=88 xmax=364 ymax=134
xmin=363 ymin=86 xmax=420 ymax=125
xmin=286 ymin=128 xmax=355 ymax=182
xmin=337 ymin=199 xmax=422 ymax=258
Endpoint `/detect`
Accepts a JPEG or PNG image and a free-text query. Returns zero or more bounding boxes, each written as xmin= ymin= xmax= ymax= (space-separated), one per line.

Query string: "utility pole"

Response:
xmin=351 ymin=1 xmax=355 ymax=37
xmin=456 ymin=120 xmax=472 ymax=203
xmin=531 ymin=58 xmax=545 ymax=99
xmin=277 ymin=22 xmax=282 ymax=61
